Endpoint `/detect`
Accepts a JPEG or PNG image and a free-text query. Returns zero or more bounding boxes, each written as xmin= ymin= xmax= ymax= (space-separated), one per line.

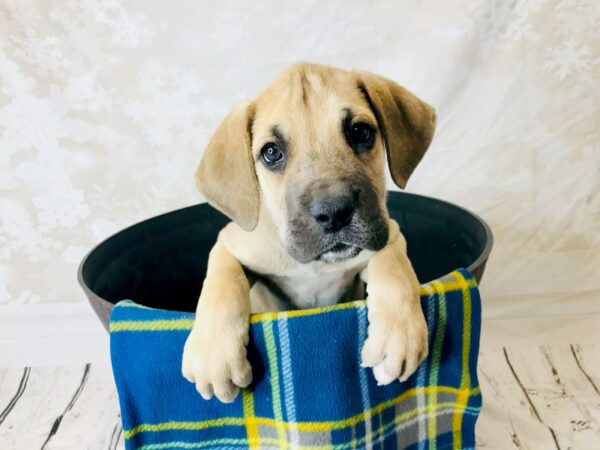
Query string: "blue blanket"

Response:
xmin=110 ymin=268 xmax=482 ymax=449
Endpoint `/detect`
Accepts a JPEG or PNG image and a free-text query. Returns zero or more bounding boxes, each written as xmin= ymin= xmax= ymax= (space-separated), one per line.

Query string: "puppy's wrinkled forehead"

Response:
xmin=252 ymin=64 xmax=374 ymax=158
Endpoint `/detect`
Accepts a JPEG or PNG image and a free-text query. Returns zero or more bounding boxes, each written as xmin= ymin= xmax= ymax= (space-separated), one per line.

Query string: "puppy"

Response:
xmin=182 ymin=63 xmax=436 ymax=403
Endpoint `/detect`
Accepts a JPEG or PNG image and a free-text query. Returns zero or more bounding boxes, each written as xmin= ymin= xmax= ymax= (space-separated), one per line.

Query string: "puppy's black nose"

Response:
xmin=309 ymin=194 xmax=356 ymax=233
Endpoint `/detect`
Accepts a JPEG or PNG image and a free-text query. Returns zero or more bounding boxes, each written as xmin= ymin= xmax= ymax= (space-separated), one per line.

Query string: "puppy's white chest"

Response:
xmin=273 ymin=262 xmax=366 ymax=309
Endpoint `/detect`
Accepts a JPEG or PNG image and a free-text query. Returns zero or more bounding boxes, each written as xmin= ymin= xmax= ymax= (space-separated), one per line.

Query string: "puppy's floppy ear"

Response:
xmin=356 ymin=71 xmax=437 ymax=189
xmin=196 ymin=102 xmax=260 ymax=231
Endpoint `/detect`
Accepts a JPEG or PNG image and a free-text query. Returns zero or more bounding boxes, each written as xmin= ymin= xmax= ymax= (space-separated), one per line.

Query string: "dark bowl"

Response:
xmin=78 ymin=191 xmax=493 ymax=331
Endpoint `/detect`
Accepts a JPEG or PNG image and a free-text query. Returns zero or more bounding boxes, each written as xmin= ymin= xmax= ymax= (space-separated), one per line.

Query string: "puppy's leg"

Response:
xmin=182 ymin=236 xmax=252 ymax=403
xmin=360 ymin=219 xmax=428 ymax=385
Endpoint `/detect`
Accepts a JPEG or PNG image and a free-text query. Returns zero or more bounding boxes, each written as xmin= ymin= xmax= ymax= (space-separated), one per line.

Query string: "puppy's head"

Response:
xmin=197 ymin=63 xmax=436 ymax=263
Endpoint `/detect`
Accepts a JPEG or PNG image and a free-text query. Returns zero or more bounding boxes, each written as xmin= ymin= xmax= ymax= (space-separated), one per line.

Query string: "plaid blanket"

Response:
xmin=110 ymin=268 xmax=482 ymax=450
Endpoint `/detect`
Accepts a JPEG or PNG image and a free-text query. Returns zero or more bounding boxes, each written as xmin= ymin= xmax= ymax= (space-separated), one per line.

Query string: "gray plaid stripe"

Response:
xmin=256 ymin=424 xmax=332 ymax=447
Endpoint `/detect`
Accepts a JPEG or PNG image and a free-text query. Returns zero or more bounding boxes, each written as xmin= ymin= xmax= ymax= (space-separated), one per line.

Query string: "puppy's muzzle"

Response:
xmin=308 ymin=182 xmax=358 ymax=233
xmin=287 ymin=177 xmax=388 ymax=263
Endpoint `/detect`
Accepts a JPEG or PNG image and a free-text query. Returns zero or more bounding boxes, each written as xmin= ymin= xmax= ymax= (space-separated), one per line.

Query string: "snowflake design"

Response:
xmin=11 ymin=31 xmax=74 ymax=78
xmin=469 ymin=0 xmax=547 ymax=56
xmin=505 ymin=0 xmax=546 ymax=41
xmin=1 ymin=0 xmax=154 ymax=82
xmin=32 ymin=187 xmax=91 ymax=230
xmin=0 ymin=1 xmax=72 ymax=79
xmin=543 ymin=37 xmax=593 ymax=80
xmin=0 ymin=199 xmax=62 ymax=262
xmin=123 ymin=66 xmax=218 ymax=148
xmin=554 ymin=0 xmax=600 ymax=39
xmin=53 ymin=0 xmax=154 ymax=49
xmin=97 ymin=7 xmax=152 ymax=48
xmin=0 ymin=46 xmax=35 ymax=98
xmin=0 ymin=62 xmax=123 ymax=156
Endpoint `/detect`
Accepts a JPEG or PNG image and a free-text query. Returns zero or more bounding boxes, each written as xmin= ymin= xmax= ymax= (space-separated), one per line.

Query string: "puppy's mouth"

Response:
xmin=316 ymin=243 xmax=362 ymax=263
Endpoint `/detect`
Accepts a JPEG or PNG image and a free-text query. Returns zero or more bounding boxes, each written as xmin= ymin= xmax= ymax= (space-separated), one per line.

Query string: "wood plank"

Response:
xmin=504 ymin=345 xmax=600 ymax=449
xmin=476 ymin=348 xmax=558 ymax=449
xmin=45 ymin=364 xmax=122 ymax=449
xmin=0 ymin=367 xmax=30 ymax=427
xmin=476 ymin=358 xmax=521 ymax=449
xmin=570 ymin=344 xmax=600 ymax=396
xmin=551 ymin=345 xmax=600 ymax=436
xmin=40 ymin=364 xmax=91 ymax=450
xmin=0 ymin=365 xmax=89 ymax=449
xmin=106 ymin=420 xmax=124 ymax=450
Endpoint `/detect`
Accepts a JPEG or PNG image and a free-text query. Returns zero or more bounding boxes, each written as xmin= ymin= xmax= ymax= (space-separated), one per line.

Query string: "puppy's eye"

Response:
xmin=260 ymin=143 xmax=284 ymax=165
xmin=345 ymin=121 xmax=375 ymax=151
xmin=349 ymin=122 xmax=374 ymax=145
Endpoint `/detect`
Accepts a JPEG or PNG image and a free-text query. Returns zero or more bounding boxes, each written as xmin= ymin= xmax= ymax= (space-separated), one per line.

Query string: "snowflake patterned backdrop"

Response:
xmin=0 ymin=0 xmax=598 ymax=362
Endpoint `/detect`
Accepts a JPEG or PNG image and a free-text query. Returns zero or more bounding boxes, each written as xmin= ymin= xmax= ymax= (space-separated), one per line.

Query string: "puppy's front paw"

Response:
xmin=361 ymin=304 xmax=428 ymax=385
xmin=181 ymin=320 xmax=252 ymax=403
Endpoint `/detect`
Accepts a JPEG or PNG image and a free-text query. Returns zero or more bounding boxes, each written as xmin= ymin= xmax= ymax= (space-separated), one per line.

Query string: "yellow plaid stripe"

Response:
xmin=110 ymin=274 xmax=477 ymax=333
xmin=427 ymin=279 xmax=447 ymax=450
xmin=452 ymin=271 xmax=472 ymax=449
xmin=251 ymin=301 xmax=364 ymax=323
xmin=418 ymin=278 xmax=477 ymax=297
xmin=124 ymin=385 xmax=480 ymax=439
xmin=110 ymin=318 xmax=195 ymax=332
xmin=242 ymin=388 xmax=259 ymax=449
xmin=124 ymin=417 xmax=245 ymax=437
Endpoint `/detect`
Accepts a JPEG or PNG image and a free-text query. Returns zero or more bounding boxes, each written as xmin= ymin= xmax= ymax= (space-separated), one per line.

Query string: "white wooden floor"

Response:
xmin=476 ymin=344 xmax=600 ymax=449
xmin=1 ymin=344 xmax=599 ymax=449
xmin=0 ymin=364 xmax=124 ymax=450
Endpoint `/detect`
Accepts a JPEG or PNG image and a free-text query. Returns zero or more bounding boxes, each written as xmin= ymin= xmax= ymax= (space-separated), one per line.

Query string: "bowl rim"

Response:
xmin=77 ymin=191 xmax=494 ymax=311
